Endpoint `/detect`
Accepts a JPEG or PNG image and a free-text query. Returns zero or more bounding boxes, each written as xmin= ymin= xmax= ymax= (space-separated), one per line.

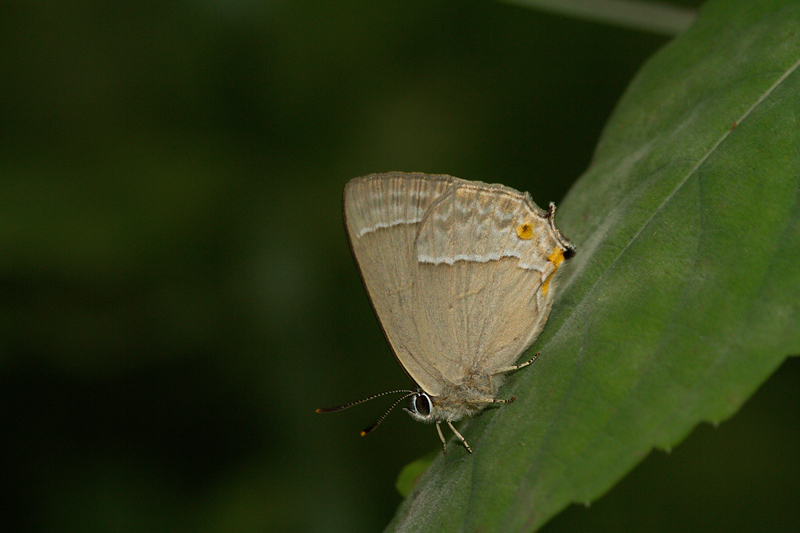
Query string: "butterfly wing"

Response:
xmin=344 ymin=173 xmax=572 ymax=396
xmin=413 ymin=179 xmax=571 ymax=385
xmin=343 ymin=173 xmax=453 ymax=395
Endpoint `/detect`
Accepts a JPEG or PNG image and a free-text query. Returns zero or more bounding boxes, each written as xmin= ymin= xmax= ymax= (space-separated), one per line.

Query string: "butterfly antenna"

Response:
xmin=360 ymin=391 xmax=417 ymax=436
xmin=315 ymin=389 xmax=414 ymax=414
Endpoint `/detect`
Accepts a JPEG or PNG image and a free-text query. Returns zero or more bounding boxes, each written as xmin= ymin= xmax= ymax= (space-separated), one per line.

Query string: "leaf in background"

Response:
xmin=386 ymin=0 xmax=800 ymax=531
xmin=395 ymin=451 xmax=438 ymax=497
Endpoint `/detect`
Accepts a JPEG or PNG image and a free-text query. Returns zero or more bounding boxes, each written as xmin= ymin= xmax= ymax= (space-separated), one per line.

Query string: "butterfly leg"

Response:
xmin=490 ymin=352 xmax=539 ymax=376
xmin=487 ymin=396 xmax=516 ymax=404
xmin=483 ymin=352 xmax=540 ymax=403
xmin=446 ymin=420 xmax=473 ymax=454
xmin=435 ymin=421 xmax=448 ymax=454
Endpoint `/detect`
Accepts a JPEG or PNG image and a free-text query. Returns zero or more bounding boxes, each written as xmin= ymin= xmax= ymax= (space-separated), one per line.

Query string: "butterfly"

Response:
xmin=318 ymin=173 xmax=574 ymax=453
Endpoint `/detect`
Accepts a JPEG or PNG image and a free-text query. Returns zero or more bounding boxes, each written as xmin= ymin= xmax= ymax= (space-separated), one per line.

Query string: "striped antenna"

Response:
xmin=315 ymin=389 xmax=414 ymax=413
xmin=316 ymin=389 xmax=417 ymax=436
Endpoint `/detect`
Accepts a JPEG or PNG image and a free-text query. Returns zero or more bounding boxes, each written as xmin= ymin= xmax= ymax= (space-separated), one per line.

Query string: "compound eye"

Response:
xmin=414 ymin=393 xmax=431 ymax=416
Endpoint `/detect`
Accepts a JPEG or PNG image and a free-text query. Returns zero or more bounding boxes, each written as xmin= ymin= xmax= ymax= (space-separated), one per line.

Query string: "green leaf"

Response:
xmin=395 ymin=451 xmax=437 ymax=497
xmin=386 ymin=0 xmax=800 ymax=531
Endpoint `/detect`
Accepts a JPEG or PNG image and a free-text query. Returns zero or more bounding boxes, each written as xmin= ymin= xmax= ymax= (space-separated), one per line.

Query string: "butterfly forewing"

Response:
xmin=343 ymin=173 xmax=452 ymax=395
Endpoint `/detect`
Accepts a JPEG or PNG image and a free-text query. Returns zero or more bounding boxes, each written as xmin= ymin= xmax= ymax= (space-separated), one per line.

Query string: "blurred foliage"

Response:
xmin=2 ymin=1 xmax=797 ymax=532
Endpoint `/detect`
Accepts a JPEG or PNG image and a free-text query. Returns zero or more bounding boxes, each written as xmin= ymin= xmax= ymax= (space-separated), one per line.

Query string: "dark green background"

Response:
xmin=2 ymin=1 xmax=797 ymax=531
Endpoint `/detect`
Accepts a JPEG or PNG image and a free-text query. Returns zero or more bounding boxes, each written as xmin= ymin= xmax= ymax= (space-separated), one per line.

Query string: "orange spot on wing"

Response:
xmin=548 ymin=248 xmax=565 ymax=267
xmin=516 ymin=222 xmax=534 ymax=240
xmin=542 ymin=273 xmax=553 ymax=295
xmin=542 ymin=247 xmax=568 ymax=294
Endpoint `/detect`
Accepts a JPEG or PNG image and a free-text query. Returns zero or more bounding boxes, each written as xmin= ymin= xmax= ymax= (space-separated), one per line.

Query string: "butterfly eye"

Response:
xmin=413 ymin=393 xmax=432 ymax=416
